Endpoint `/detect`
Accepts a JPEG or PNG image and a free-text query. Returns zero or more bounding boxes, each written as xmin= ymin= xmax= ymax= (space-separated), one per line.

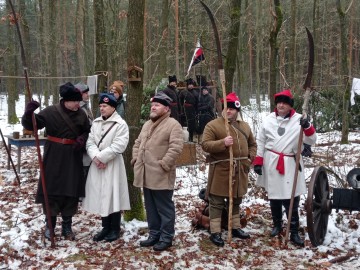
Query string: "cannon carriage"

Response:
xmin=306 ymin=166 xmax=360 ymax=246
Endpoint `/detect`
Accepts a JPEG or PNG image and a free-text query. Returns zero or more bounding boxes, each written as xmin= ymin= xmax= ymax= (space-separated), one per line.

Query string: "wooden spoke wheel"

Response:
xmin=306 ymin=166 xmax=332 ymax=246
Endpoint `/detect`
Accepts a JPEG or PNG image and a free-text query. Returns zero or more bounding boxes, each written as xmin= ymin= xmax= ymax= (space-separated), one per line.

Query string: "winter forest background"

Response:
xmin=0 ymin=0 xmax=360 ymax=268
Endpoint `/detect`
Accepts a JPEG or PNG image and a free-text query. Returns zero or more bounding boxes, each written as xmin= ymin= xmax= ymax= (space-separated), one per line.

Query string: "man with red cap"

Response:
xmin=253 ymin=89 xmax=317 ymax=247
xmin=201 ymin=92 xmax=257 ymax=247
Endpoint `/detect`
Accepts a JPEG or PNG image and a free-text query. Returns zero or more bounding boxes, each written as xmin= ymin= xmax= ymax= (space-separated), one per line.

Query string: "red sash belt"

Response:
xmin=47 ymin=135 xmax=76 ymax=145
xmin=183 ymin=103 xmax=193 ymax=107
xmin=269 ymin=149 xmax=294 ymax=175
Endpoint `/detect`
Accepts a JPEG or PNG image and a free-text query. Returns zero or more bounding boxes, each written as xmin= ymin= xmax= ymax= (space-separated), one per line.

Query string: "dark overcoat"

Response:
xmin=22 ymin=101 xmax=90 ymax=202
xmin=163 ymin=85 xmax=180 ymax=122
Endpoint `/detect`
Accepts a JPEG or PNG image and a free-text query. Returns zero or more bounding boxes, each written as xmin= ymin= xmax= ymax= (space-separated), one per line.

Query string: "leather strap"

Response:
xmin=55 ymin=104 xmax=79 ymax=136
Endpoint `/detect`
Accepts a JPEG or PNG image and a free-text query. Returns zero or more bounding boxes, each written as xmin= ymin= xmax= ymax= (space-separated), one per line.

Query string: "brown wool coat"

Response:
xmin=201 ymin=115 xmax=257 ymax=198
xmin=132 ymin=111 xmax=184 ymax=190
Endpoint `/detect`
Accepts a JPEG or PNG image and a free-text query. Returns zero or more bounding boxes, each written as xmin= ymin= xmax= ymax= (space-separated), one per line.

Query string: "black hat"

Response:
xmin=99 ymin=93 xmax=117 ymax=108
xmin=60 ymin=82 xmax=82 ymax=101
xmin=274 ymin=89 xmax=294 ymax=107
xmin=150 ymin=91 xmax=173 ymax=107
xmin=168 ymin=75 xmax=177 ymax=83
xmin=74 ymin=82 xmax=89 ymax=93
xmin=185 ymin=78 xmax=196 ymax=86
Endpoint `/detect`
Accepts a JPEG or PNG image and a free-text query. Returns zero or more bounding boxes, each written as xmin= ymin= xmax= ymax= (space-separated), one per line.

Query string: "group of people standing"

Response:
xmin=22 ymin=80 xmax=316 ymax=252
xmin=163 ymin=75 xmax=216 ymax=142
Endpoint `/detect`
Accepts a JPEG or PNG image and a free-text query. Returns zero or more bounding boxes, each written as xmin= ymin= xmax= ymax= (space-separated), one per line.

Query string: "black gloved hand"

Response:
xmin=73 ymin=135 xmax=86 ymax=151
xmin=299 ymin=117 xmax=310 ymax=129
xmin=254 ymin=165 xmax=263 ymax=175
xmin=301 ymin=143 xmax=313 ymax=157
xmin=25 ymin=100 xmax=40 ymax=115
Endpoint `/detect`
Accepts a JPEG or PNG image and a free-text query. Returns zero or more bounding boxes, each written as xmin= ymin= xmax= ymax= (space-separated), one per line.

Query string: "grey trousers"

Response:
xmin=143 ymin=188 xmax=175 ymax=243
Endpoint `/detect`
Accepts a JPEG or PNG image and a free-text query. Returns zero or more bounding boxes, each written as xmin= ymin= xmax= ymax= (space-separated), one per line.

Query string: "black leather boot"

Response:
xmin=104 ymin=212 xmax=121 ymax=242
xmin=93 ymin=216 xmax=110 ymax=242
xmin=232 ymin=228 xmax=250 ymax=239
xmin=290 ymin=231 xmax=304 ymax=247
xmin=44 ymin=216 xmax=56 ymax=240
xmin=61 ymin=216 xmax=75 ymax=240
xmin=284 ymin=197 xmax=304 ymax=247
xmin=270 ymin=199 xmax=283 ymax=237
xmin=210 ymin=233 xmax=224 ymax=247
xmin=140 ymin=236 xmax=159 ymax=247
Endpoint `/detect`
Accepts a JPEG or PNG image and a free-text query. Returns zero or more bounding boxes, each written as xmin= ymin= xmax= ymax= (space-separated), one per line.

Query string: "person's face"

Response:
xmin=150 ymin=102 xmax=169 ymax=121
xmin=64 ymin=101 xmax=80 ymax=111
xmin=202 ymin=89 xmax=208 ymax=95
xmin=276 ymin=101 xmax=292 ymax=117
xmin=188 ymin=84 xmax=194 ymax=90
xmin=82 ymin=91 xmax=90 ymax=102
xmin=99 ymin=103 xmax=115 ymax=118
xmin=226 ymin=107 xmax=238 ymax=122
xmin=110 ymin=87 xmax=122 ymax=100
xmin=169 ymin=81 xmax=177 ymax=87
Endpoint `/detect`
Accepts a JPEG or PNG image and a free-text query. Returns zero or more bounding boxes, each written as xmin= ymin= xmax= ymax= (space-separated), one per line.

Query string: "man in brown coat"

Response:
xmin=132 ymin=91 xmax=184 ymax=251
xmin=201 ymin=92 xmax=257 ymax=247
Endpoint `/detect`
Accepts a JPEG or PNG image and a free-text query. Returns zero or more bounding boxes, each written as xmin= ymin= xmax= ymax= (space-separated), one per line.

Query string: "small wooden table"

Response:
xmin=5 ymin=135 xmax=47 ymax=173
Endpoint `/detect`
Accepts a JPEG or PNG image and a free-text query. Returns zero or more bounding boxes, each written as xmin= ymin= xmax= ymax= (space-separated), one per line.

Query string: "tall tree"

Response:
xmin=268 ymin=0 xmax=283 ymax=111
xmin=76 ymin=0 xmax=85 ymax=77
xmin=92 ymin=0 xmax=107 ymax=115
xmin=255 ymin=0 xmax=261 ymax=111
xmin=49 ymin=0 xmax=58 ymax=103
xmin=225 ymin=0 xmax=241 ymax=95
xmin=158 ymin=0 xmax=170 ymax=76
xmin=5 ymin=1 xmax=18 ymax=124
xmin=123 ymin=0 xmax=146 ymax=222
xmin=337 ymin=0 xmax=351 ymax=144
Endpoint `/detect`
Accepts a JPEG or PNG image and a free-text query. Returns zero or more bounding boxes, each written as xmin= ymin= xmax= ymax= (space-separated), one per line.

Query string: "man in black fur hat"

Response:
xmin=22 ymin=82 xmax=90 ymax=241
xmin=163 ymin=75 xmax=180 ymax=122
xmin=178 ymin=78 xmax=198 ymax=142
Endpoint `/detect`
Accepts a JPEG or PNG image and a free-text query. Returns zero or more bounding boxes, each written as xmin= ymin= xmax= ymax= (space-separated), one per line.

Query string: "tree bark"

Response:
xmin=123 ymin=0 xmax=146 ymax=222
xmin=159 ymin=0 xmax=170 ymax=76
xmin=337 ymin=0 xmax=351 ymax=144
xmin=225 ymin=0 xmax=241 ymax=95
xmin=268 ymin=0 xmax=283 ymax=111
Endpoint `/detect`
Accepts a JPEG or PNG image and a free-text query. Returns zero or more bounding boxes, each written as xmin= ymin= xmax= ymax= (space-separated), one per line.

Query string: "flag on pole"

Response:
xmin=186 ymin=40 xmax=205 ymax=77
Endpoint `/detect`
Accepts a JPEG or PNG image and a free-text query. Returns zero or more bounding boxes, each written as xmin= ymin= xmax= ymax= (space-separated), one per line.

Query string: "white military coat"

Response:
xmin=255 ymin=109 xmax=317 ymax=199
xmin=82 ymin=111 xmax=130 ymax=216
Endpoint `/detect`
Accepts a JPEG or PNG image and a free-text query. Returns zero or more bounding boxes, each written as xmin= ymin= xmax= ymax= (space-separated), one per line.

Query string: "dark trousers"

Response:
xmin=143 ymin=188 xmax=175 ymax=243
xmin=270 ymin=196 xmax=300 ymax=232
xmin=42 ymin=196 xmax=78 ymax=216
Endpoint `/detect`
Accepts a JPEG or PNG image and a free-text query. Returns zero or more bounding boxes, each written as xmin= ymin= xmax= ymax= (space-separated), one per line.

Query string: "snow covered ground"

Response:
xmin=0 ymin=95 xmax=359 ymax=269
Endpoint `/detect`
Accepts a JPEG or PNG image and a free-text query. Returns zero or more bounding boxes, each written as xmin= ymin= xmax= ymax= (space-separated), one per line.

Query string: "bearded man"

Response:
xmin=132 ymin=91 xmax=183 ymax=252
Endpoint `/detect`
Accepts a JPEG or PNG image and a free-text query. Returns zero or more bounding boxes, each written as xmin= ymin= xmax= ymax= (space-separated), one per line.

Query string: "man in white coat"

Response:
xmin=83 ymin=93 xmax=130 ymax=242
xmin=253 ymin=89 xmax=316 ymax=247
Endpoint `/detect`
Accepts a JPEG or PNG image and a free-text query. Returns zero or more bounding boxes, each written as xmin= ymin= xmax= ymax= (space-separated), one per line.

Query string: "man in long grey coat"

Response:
xmin=132 ymin=91 xmax=183 ymax=252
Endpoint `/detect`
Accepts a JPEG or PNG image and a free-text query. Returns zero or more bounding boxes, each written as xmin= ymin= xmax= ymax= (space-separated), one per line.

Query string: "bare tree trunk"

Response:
xmin=93 ymin=0 xmax=108 ymax=117
xmin=289 ymin=0 xmax=296 ymax=86
xmin=337 ymin=0 xmax=351 ymax=144
xmin=6 ymin=3 xmax=18 ymax=124
xmin=159 ymin=0 xmax=170 ymax=76
xmin=225 ymin=0 xmax=241 ymax=95
xmin=49 ymin=0 xmax=58 ymax=104
xmin=175 ymin=0 xmax=179 ymax=78
xmin=123 ymin=0 xmax=146 ymax=222
xmin=268 ymin=0 xmax=283 ymax=111
xmin=255 ymin=0 xmax=261 ymax=111
xmin=76 ymin=0 xmax=85 ymax=77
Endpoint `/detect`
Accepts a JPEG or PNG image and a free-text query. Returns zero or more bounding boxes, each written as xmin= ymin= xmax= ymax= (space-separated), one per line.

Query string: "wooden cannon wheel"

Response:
xmin=306 ymin=166 xmax=333 ymax=246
